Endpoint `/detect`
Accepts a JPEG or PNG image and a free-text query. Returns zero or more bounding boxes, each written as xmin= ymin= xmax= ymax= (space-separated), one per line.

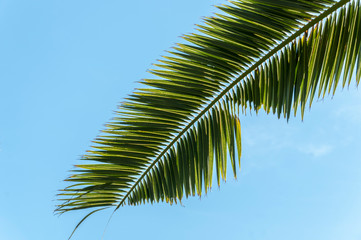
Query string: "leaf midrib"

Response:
xmin=115 ymin=0 xmax=351 ymax=209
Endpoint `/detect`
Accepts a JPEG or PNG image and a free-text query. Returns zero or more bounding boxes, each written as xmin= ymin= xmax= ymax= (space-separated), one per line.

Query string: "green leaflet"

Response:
xmin=236 ymin=0 xmax=361 ymax=120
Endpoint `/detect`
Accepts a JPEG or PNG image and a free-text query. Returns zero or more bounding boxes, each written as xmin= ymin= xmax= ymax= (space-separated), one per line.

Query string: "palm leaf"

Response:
xmin=56 ymin=0 xmax=361 ymax=234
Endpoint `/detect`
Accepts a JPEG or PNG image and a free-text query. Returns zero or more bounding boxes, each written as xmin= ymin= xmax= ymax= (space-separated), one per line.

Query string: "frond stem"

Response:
xmin=115 ymin=0 xmax=351 ymax=209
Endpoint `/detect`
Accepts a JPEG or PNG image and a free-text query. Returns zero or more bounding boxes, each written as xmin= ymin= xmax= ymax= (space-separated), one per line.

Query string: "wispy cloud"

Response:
xmin=297 ymin=144 xmax=333 ymax=157
xmin=332 ymin=89 xmax=361 ymax=123
xmin=243 ymin=123 xmax=333 ymax=159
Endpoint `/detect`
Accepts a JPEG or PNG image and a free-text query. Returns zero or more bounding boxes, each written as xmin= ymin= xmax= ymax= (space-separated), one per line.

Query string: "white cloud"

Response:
xmin=332 ymin=88 xmax=361 ymax=123
xmin=297 ymin=144 xmax=333 ymax=157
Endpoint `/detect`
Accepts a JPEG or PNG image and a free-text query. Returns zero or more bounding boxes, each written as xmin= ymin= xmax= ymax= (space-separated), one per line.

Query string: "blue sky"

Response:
xmin=1 ymin=0 xmax=361 ymax=239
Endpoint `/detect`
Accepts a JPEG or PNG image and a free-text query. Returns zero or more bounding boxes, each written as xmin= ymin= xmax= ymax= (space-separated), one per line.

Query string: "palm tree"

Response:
xmin=56 ymin=0 xmax=361 ymax=237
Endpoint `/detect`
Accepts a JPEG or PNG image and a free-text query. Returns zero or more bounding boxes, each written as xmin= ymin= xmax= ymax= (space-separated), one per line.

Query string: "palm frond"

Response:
xmin=57 ymin=0 xmax=361 ymax=232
